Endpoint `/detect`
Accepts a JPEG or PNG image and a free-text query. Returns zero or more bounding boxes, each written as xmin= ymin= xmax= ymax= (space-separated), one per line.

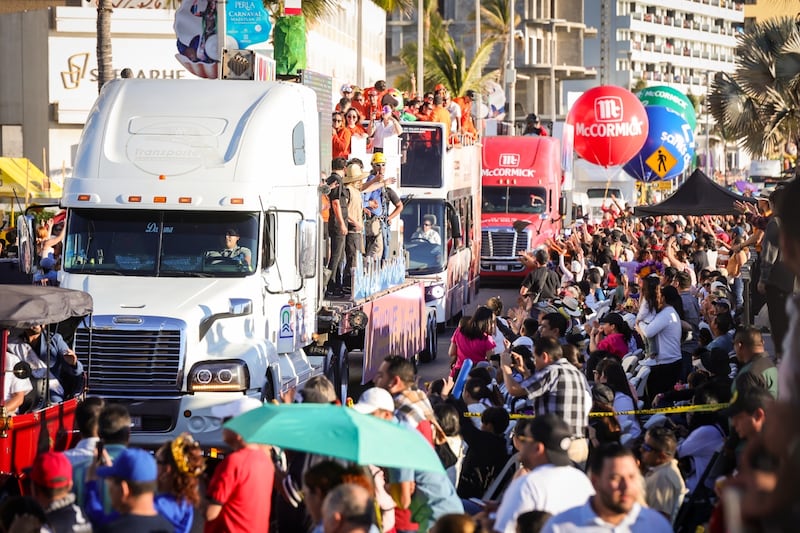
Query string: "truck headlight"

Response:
xmin=425 ymin=283 xmax=446 ymax=302
xmin=188 ymin=360 xmax=250 ymax=392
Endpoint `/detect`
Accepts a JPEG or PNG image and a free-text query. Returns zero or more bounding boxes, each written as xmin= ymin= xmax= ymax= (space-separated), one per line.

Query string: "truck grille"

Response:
xmin=75 ymin=328 xmax=183 ymax=396
xmin=481 ymin=228 xmax=528 ymax=258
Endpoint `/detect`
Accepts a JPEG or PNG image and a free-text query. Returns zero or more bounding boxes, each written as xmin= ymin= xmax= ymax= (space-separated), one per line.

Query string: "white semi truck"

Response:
xmin=59 ymin=78 xmax=428 ymax=448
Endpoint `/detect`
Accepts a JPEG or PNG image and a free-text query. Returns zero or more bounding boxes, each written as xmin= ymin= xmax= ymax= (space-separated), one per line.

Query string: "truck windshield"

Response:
xmin=400 ymin=124 xmax=444 ymax=188
xmin=401 ymin=200 xmax=447 ymax=274
xmin=64 ymin=209 xmax=259 ymax=277
xmin=586 ymin=188 xmax=620 ymax=200
xmin=482 ymin=186 xmax=547 ymax=214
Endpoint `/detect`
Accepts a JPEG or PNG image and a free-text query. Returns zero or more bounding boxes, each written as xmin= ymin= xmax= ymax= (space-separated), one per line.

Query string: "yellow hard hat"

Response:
xmin=371 ymin=152 xmax=387 ymax=164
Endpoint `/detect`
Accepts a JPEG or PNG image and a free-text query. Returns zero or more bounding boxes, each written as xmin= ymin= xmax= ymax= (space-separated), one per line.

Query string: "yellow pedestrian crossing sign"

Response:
xmin=645 ymin=146 xmax=678 ymax=179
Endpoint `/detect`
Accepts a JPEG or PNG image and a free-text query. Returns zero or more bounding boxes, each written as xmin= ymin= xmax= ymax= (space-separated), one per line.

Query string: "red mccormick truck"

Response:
xmin=480 ymin=136 xmax=563 ymax=278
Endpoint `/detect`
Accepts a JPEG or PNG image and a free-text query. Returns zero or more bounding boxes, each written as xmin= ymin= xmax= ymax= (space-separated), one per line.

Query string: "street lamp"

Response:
xmin=507 ymin=0 xmax=516 ymax=130
xmin=706 ymin=70 xmax=712 ymax=176
xmin=548 ymin=20 xmax=566 ymax=126
xmin=417 ymin=0 xmax=423 ymax=97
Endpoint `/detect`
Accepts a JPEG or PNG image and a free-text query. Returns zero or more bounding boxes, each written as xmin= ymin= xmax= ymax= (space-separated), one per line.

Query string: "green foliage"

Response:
xmin=708 ymin=16 xmax=800 ymax=158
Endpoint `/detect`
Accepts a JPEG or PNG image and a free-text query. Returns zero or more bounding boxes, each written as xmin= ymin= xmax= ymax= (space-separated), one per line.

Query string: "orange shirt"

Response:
xmin=430 ymin=106 xmax=451 ymax=140
xmin=332 ymin=127 xmax=352 ymax=159
xmin=453 ymin=97 xmax=476 ymax=135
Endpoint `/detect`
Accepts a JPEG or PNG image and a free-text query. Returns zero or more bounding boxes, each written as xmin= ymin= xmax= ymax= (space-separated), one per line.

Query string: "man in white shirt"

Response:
xmin=3 ymin=351 xmax=33 ymax=414
xmin=493 ymin=414 xmax=594 ymax=533
xmin=542 ymin=443 xmax=672 ymax=533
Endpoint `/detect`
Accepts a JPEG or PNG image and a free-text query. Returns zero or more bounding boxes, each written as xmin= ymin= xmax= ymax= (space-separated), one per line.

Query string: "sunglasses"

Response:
xmin=373 ymin=163 xmax=385 ymax=167
xmin=346 ymin=115 xmax=358 ymax=120
xmin=333 ymin=119 xmax=343 ymax=123
xmin=641 ymin=442 xmax=656 ymax=453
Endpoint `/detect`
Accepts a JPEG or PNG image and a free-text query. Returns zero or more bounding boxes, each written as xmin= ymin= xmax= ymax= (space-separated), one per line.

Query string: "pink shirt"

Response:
xmin=597 ymin=332 xmax=629 ymax=358
xmin=451 ymin=328 xmax=495 ymax=372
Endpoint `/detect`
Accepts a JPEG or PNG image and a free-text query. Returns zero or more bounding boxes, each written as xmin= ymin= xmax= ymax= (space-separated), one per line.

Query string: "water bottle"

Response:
xmin=452 ymin=359 xmax=474 ymax=399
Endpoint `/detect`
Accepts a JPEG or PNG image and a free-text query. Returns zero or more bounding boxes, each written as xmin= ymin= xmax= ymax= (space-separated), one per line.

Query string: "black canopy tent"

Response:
xmin=633 ymin=169 xmax=757 ymax=217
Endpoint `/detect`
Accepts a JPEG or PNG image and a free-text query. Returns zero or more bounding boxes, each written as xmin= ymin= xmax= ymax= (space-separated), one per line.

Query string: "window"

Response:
xmin=65 ymin=209 xmax=259 ymax=277
xmin=399 ymin=125 xmax=444 ymax=188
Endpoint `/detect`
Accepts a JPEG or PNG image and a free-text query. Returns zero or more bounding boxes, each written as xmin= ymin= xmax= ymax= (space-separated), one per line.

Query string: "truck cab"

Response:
xmin=480 ymin=136 xmax=562 ymax=277
xmin=60 ymin=79 xmax=323 ymax=447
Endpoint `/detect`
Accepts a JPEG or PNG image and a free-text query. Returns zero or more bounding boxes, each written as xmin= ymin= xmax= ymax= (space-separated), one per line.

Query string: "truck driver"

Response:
xmin=208 ymin=228 xmax=251 ymax=268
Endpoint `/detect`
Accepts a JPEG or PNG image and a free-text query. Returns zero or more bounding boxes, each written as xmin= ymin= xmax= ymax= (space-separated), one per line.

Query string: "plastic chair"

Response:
xmin=629 ymin=365 xmax=651 ymax=400
xmin=621 ymin=354 xmax=639 ymax=373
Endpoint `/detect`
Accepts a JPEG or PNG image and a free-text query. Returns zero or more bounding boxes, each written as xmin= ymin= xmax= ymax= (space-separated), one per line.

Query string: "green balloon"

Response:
xmin=637 ymin=85 xmax=697 ymax=129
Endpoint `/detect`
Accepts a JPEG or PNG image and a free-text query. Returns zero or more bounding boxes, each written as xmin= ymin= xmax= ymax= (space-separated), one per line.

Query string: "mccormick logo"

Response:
xmin=594 ymin=97 xmax=623 ymax=122
xmin=499 ymin=153 xmax=520 ymax=167
xmin=576 ymin=96 xmax=644 ymax=138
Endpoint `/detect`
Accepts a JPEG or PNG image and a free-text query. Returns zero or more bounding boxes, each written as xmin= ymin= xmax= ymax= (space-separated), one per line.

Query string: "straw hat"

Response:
xmin=342 ymin=163 xmax=369 ymax=185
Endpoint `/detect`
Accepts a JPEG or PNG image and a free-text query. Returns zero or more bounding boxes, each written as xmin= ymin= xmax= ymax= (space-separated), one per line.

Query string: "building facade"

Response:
xmin=387 ymin=0 xmax=597 ymax=122
xmin=0 ymin=2 xmax=385 ymax=174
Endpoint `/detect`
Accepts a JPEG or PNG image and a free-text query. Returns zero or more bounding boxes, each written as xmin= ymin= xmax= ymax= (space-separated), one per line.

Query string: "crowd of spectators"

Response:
xmin=331 ymin=81 xmax=479 ymax=162
xmin=6 ymin=88 xmax=800 ymax=533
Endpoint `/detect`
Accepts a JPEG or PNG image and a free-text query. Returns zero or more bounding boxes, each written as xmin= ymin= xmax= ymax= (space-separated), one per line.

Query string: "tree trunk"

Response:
xmin=96 ymin=0 xmax=113 ymax=93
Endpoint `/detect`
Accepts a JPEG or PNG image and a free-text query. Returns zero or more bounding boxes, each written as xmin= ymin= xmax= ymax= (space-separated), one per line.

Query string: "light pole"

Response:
xmin=706 ymin=70 xmax=712 ymax=176
xmin=417 ymin=0 xmax=424 ymax=97
xmin=550 ymin=19 xmax=557 ymax=125
xmin=475 ymin=0 xmax=481 ymax=57
xmin=507 ymin=0 xmax=516 ymax=131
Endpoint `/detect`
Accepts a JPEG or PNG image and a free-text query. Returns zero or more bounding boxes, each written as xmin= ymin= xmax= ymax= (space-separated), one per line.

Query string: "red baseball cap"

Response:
xmin=434 ymin=83 xmax=445 ymax=91
xmin=32 ymin=451 xmax=72 ymax=489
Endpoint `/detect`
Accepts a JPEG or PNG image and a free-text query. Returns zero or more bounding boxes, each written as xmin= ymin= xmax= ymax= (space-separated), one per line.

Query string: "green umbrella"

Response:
xmin=224 ymin=402 xmax=445 ymax=473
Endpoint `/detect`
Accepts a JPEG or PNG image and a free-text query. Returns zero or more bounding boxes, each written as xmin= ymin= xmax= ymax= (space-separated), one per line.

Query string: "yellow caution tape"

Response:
xmin=463 ymin=402 xmax=730 ymax=419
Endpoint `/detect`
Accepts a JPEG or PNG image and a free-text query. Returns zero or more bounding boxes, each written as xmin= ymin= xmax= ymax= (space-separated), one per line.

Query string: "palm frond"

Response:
xmin=708 ymin=17 xmax=800 ymax=158
xmin=371 ymin=0 xmax=416 ymax=16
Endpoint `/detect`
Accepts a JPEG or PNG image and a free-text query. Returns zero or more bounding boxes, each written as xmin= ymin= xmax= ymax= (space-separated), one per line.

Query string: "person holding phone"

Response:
xmin=368 ymin=105 xmax=402 ymax=153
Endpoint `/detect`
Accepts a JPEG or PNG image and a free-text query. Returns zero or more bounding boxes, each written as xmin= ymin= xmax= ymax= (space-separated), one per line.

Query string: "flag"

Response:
xmin=285 ymin=0 xmax=301 ymax=15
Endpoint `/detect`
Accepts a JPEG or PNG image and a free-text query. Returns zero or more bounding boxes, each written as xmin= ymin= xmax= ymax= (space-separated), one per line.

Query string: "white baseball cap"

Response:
xmin=352 ymin=387 xmax=395 ymax=415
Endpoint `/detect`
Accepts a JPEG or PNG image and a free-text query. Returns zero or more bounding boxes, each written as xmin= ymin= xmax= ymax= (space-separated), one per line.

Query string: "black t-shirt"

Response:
xmin=384 ymin=186 xmax=401 ymax=212
xmin=97 ymin=513 xmax=173 ymax=533
xmin=327 ymin=179 xmax=349 ymax=234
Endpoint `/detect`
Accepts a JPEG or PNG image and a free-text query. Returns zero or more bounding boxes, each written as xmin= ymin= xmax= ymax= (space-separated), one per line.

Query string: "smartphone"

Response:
xmin=96 ymin=441 xmax=105 ymax=463
xmin=467 ymin=497 xmax=486 ymax=508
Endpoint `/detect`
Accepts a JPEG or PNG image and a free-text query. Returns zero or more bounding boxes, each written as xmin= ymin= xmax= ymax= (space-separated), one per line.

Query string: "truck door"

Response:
xmin=262 ymin=209 xmax=313 ymax=293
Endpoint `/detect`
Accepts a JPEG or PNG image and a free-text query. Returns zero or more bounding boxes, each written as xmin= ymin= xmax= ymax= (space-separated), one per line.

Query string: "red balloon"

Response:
xmin=566 ymin=85 xmax=649 ymax=167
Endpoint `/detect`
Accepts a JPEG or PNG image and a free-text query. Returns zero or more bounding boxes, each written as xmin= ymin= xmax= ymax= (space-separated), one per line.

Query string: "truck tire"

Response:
xmin=326 ymin=339 xmax=349 ymax=403
xmin=261 ymin=370 xmax=276 ymax=402
xmin=418 ymin=311 xmax=438 ymax=363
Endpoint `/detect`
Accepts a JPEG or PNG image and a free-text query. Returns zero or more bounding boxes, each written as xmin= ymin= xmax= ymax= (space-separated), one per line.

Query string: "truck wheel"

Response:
xmin=261 ymin=370 xmax=276 ymax=402
xmin=327 ymin=339 xmax=349 ymax=403
xmin=418 ymin=311 xmax=438 ymax=363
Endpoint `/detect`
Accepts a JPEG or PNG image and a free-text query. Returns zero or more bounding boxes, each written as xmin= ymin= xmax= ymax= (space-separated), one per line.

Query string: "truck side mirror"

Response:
xmin=229 ymin=298 xmax=253 ymax=316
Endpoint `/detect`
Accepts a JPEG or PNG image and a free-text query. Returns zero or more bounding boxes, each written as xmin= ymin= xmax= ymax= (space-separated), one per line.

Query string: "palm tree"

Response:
xmin=96 ymin=0 xmax=113 ymax=93
xmin=478 ymin=0 xmax=520 ymax=88
xmin=708 ymin=16 xmax=800 ymax=158
xmin=427 ymin=34 xmax=496 ymax=96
